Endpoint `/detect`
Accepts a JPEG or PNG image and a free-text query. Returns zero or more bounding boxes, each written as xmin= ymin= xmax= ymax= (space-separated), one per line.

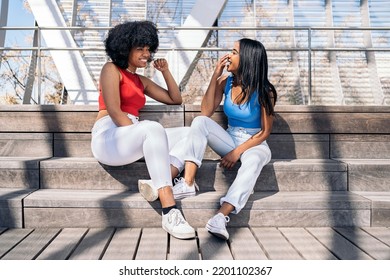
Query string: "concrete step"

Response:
xmin=22 ymin=189 xmax=374 ymax=228
xmin=2 ymin=157 xmax=390 ymax=192
xmin=0 ymin=188 xmax=36 ymax=227
xmin=36 ymin=158 xmax=348 ymax=192
xmin=2 ymin=187 xmax=389 ymax=228
xmin=343 ymin=159 xmax=390 ymax=192
xmin=0 ymin=157 xmax=45 ymax=189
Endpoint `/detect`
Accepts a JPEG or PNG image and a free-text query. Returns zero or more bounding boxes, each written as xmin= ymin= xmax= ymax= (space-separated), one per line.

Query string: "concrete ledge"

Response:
xmin=0 ymin=188 xmax=37 ymax=227
xmin=342 ymin=159 xmax=390 ymax=191
xmin=353 ymin=191 xmax=390 ymax=226
xmin=52 ymin=133 xmax=334 ymax=159
xmin=1 ymin=105 xmax=389 ymax=160
xmin=0 ymin=105 xmax=183 ymax=132
xmin=268 ymin=134 xmax=329 ymax=159
xmin=0 ymin=157 xmax=45 ymax=189
xmin=54 ymin=133 xmax=92 ymax=157
xmin=39 ymin=158 xmax=149 ymax=191
xmin=0 ymin=133 xmax=53 ymax=157
xmin=331 ymin=135 xmax=390 ymax=159
xmin=50 ymin=133 xmax=336 ymax=159
xmin=38 ymin=158 xmax=347 ymax=192
xmin=185 ymin=105 xmax=390 ymax=133
xmin=2 ymin=105 xmax=390 ymax=134
xmin=23 ymin=189 xmax=371 ymax=227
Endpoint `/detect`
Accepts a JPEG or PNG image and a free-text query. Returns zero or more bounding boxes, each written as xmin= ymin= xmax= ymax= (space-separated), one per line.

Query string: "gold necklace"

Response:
xmin=126 ymin=68 xmax=136 ymax=74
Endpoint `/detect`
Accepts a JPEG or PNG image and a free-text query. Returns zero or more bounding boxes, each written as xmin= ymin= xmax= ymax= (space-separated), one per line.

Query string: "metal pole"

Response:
xmin=308 ymin=28 xmax=312 ymax=105
xmin=0 ymin=0 xmax=9 ymax=68
xmin=37 ymin=26 xmax=42 ymax=104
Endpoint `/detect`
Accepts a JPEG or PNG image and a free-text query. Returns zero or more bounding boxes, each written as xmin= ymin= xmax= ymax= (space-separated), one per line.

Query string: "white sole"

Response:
xmin=162 ymin=225 xmax=196 ymax=239
xmin=138 ymin=180 xmax=158 ymax=202
xmin=206 ymin=223 xmax=229 ymax=240
xmin=173 ymin=192 xmax=196 ymax=200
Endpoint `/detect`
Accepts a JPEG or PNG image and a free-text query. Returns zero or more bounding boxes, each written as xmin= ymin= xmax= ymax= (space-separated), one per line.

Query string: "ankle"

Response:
xmin=184 ymin=178 xmax=195 ymax=187
xmin=162 ymin=205 xmax=177 ymax=215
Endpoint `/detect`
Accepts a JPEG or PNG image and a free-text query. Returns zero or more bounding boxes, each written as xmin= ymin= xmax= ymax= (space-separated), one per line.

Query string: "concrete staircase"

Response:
xmin=1 ymin=105 xmax=390 ymax=229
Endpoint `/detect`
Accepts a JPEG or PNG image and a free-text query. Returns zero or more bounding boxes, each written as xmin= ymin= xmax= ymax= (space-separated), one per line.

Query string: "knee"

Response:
xmin=241 ymin=150 xmax=271 ymax=172
xmin=145 ymin=120 xmax=164 ymax=130
xmin=142 ymin=121 xmax=166 ymax=136
xmin=191 ymin=115 xmax=210 ymax=130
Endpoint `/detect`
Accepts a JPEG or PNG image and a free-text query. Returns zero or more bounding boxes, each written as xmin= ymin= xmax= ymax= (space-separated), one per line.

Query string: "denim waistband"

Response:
xmin=227 ymin=125 xmax=261 ymax=136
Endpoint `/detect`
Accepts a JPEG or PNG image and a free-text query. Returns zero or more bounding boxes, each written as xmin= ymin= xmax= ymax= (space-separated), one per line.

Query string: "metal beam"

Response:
xmin=153 ymin=0 xmax=227 ymax=90
xmin=27 ymin=0 xmax=98 ymax=104
xmin=0 ymin=0 xmax=9 ymax=68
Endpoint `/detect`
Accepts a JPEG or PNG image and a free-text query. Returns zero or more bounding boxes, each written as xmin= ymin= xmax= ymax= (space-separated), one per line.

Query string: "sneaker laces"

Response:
xmin=173 ymin=177 xmax=199 ymax=191
xmin=167 ymin=209 xmax=186 ymax=226
xmin=214 ymin=213 xmax=230 ymax=227
xmin=173 ymin=177 xmax=184 ymax=185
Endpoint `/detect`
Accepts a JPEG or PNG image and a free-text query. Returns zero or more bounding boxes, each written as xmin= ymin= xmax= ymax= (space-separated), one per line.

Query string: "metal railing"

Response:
xmin=1 ymin=26 xmax=390 ymax=104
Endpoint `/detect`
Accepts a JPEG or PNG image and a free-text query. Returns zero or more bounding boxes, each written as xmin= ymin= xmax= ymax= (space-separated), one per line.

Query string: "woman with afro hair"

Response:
xmin=91 ymin=21 xmax=195 ymax=239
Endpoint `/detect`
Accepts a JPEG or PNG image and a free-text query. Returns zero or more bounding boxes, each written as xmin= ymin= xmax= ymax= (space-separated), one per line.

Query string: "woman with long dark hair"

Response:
xmin=172 ymin=38 xmax=277 ymax=240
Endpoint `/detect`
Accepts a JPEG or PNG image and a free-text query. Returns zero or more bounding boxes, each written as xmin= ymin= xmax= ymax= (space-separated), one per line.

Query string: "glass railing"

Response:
xmin=1 ymin=26 xmax=389 ymax=105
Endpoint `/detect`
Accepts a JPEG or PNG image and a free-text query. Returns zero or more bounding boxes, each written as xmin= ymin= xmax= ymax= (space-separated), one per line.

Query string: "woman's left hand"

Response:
xmin=153 ymin=58 xmax=169 ymax=72
xmin=220 ymin=149 xmax=241 ymax=169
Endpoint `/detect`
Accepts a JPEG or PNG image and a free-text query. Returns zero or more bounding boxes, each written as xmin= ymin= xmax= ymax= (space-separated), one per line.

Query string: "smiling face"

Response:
xmin=127 ymin=46 xmax=151 ymax=71
xmin=227 ymin=41 xmax=240 ymax=74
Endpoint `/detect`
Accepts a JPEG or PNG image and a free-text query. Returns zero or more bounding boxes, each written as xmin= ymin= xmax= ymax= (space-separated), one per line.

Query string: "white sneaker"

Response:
xmin=162 ymin=208 xmax=196 ymax=239
xmin=172 ymin=177 xmax=199 ymax=199
xmin=138 ymin=179 xmax=158 ymax=202
xmin=206 ymin=213 xmax=230 ymax=240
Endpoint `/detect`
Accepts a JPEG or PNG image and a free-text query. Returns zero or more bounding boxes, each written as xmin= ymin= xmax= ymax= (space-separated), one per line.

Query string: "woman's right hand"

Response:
xmin=201 ymin=55 xmax=228 ymax=116
xmin=214 ymin=53 xmax=229 ymax=77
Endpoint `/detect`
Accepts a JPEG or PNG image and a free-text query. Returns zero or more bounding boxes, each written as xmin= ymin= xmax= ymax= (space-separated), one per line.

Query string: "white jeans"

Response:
xmin=91 ymin=114 xmax=189 ymax=189
xmin=185 ymin=116 xmax=271 ymax=214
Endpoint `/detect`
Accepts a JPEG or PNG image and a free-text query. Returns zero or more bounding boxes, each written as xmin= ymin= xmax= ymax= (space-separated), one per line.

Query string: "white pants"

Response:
xmin=185 ymin=116 xmax=271 ymax=214
xmin=91 ymin=114 xmax=189 ymax=189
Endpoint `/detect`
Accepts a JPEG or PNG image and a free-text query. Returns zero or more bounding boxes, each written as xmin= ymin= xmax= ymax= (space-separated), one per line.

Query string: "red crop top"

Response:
xmin=98 ymin=67 xmax=146 ymax=116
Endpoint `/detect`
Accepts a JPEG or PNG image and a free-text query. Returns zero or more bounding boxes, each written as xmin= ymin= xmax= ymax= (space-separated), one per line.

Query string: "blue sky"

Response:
xmin=3 ymin=0 xmax=35 ymax=46
xmin=7 ymin=0 xmax=34 ymax=26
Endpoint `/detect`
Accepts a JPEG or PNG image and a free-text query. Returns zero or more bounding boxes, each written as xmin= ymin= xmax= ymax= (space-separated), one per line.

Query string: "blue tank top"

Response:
xmin=223 ymin=75 xmax=262 ymax=128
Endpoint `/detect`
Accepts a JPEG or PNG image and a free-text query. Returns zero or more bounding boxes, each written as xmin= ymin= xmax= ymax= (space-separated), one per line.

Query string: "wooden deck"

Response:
xmin=1 ymin=226 xmax=389 ymax=260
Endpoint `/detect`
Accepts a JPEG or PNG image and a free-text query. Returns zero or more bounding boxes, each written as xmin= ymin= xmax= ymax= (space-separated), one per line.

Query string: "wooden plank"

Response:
xmin=168 ymin=233 xmax=199 ymax=260
xmin=279 ymin=228 xmax=337 ymax=260
xmin=251 ymin=227 xmax=303 ymax=260
xmin=362 ymin=227 xmax=390 ymax=247
xmin=197 ymin=228 xmax=233 ymax=260
xmin=135 ymin=228 xmax=168 ymax=260
xmin=68 ymin=228 xmax=115 ymax=260
xmin=334 ymin=227 xmax=390 ymax=260
xmin=36 ymin=228 xmax=88 ymax=260
xmin=0 ymin=228 xmax=34 ymax=259
xmin=306 ymin=227 xmax=372 ymax=260
xmin=1 ymin=228 xmax=60 ymax=260
xmin=229 ymin=228 xmax=268 ymax=260
xmin=102 ymin=228 xmax=141 ymax=260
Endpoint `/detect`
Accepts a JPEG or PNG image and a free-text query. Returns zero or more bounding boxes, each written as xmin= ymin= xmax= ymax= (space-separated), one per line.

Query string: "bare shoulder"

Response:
xmin=102 ymin=61 xmax=117 ymax=71
xmin=100 ymin=62 xmax=121 ymax=80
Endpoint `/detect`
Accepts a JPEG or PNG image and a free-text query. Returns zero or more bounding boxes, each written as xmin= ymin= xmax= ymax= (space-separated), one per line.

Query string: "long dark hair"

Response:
xmin=104 ymin=21 xmax=159 ymax=69
xmin=235 ymin=38 xmax=277 ymax=115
